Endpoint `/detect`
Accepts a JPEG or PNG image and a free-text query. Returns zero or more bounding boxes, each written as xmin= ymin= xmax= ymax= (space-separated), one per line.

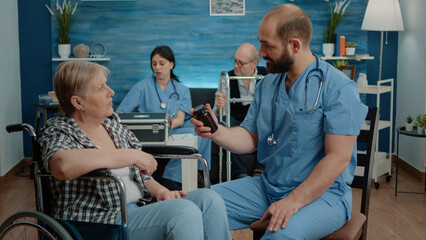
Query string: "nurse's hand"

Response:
xmin=169 ymin=117 xmax=175 ymax=128
xmin=259 ymin=197 xmax=300 ymax=232
xmin=190 ymin=104 xmax=219 ymax=138
xmin=169 ymin=110 xmax=185 ymax=129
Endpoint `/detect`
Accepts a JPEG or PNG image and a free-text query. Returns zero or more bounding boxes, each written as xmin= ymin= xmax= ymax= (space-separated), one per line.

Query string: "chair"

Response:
xmin=250 ymin=107 xmax=379 ymax=240
xmin=5 ymin=118 xmax=210 ymax=239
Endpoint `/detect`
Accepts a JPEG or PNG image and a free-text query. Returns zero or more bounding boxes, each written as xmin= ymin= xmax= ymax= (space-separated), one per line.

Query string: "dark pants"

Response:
xmin=225 ymin=115 xmax=264 ymax=178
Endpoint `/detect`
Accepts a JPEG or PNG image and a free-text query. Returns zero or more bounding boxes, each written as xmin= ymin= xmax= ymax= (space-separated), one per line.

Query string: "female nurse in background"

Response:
xmin=117 ymin=45 xmax=211 ymax=190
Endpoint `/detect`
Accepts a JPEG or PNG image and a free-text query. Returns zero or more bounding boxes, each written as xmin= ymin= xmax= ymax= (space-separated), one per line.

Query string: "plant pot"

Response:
xmin=405 ymin=123 xmax=413 ymax=132
xmin=322 ymin=43 xmax=335 ymax=57
xmin=345 ymin=47 xmax=355 ymax=55
xmin=416 ymin=126 xmax=424 ymax=134
xmin=58 ymin=44 xmax=71 ymax=58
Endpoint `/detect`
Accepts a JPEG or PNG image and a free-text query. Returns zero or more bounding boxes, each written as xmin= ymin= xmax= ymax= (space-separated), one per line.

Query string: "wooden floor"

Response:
xmin=1 ymin=166 xmax=425 ymax=240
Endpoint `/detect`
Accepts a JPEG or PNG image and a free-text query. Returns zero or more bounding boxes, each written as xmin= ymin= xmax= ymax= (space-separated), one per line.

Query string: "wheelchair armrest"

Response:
xmin=142 ymin=145 xmax=198 ymax=155
xmin=82 ymin=169 xmax=110 ymax=177
xmin=142 ymin=145 xmax=210 ymax=188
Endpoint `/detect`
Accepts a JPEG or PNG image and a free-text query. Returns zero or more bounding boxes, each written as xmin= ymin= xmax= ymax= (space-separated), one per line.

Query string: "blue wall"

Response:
xmin=19 ymin=0 xmax=397 ymax=156
xmin=49 ymin=0 xmax=370 ymax=107
xmin=18 ymin=0 xmax=52 ymax=156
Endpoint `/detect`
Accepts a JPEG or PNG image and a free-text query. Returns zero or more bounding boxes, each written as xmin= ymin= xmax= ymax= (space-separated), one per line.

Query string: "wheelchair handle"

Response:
xmin=6 ymin=123 xmax=36 ymax=137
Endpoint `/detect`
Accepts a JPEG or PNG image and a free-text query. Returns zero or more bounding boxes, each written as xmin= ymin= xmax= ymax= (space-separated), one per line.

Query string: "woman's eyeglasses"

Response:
xmin=231 ymin=57 xmax=256 ymax=68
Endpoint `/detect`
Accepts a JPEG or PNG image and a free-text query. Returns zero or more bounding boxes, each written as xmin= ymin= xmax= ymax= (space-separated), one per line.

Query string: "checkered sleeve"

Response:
xmin=38 ymin=121 xmax=78 ymax=172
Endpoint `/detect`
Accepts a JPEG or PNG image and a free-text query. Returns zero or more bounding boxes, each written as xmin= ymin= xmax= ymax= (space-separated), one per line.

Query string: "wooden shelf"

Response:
xmin=321 ymin=56 xmax=374 ymax=61
xmin=52 ymin=57 xmax=110 ymax=62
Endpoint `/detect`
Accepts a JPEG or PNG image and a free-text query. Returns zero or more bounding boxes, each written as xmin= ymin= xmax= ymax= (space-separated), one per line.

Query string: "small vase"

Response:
xmin=345 ymin=47 xmax=356 ymax=55
xmin=356 ymin=73 xmax=368 ymax=89
xmin=416 ymin=126 xmax=424 ymax=135
xmin=405 ymin=123 xmax=413 ymax=132
xmin=322 ymin=43 xmax=335 ymax=57
xmin=73 ymin=44 xmax=90 ymax=58
xmin=58 ymin=44 xmax=71 ymax=59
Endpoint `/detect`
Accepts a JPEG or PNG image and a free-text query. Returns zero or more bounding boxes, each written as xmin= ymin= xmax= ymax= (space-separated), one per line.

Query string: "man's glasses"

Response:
xmin=231 ymin=57 xmax=256 ymax=68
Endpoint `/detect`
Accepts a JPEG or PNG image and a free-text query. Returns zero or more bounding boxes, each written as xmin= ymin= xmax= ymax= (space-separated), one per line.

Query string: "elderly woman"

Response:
xmin=117 ymin=45 xmax=211 ymax=190
xmin=39 ymin=61 xmax=231 ymax=240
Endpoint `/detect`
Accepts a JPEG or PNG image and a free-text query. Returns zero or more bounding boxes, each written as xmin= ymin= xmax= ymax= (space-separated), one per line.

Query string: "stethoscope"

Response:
xmin=267 ymin=54 xmax=324 ymax=147
xmin=154 ymin=78 xmax=180 ymax=118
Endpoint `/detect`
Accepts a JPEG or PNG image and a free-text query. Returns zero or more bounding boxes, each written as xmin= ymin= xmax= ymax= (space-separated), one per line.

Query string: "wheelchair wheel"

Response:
xmin=0 ymin=210 xmax=72 ymax=240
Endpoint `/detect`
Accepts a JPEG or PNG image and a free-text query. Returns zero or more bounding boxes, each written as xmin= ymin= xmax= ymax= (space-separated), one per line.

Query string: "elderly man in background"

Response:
xmin=213 ymin=43 xmax=267 ymax=179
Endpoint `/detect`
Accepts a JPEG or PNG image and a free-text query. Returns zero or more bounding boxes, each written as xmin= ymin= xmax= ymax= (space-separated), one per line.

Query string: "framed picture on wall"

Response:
xmin=339 ymin=66 xmax=356 ymax=80
xmin=210 ymin=0 xmax=245 ymax=16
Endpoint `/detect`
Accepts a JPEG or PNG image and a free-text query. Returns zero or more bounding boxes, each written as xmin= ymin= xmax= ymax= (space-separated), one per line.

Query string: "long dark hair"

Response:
xmin=150 ymin=45 xmax=179 ymax=82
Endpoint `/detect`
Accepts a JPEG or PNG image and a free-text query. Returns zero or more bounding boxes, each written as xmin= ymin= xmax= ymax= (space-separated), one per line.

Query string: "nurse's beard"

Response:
xmin=266 ymin=50 xmax=294 ymax=74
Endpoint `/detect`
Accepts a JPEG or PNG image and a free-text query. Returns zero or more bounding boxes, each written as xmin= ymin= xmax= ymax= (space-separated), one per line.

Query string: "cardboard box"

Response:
xmin=118 ymin=112 xmax=169 ymax=145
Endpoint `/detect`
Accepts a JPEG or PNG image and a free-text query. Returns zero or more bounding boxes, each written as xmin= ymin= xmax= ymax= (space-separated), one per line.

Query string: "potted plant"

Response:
xmin=345 ymin=42 xmax=356 ymax=55
xmin=405 ymin=115 xmax=414 ymax=131
xmin=415 ymin=114 xmax=426 ymax=134
xmin=46 ymin=0 xmax=78 ymax=58
xmin=333 ymin=59 xmax=349 ymax=68
xmin=323 ymin=0 xmax=351 ymax=57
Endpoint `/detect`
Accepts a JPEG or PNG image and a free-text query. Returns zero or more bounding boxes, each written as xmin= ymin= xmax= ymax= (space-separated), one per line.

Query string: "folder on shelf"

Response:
xmin=334 ymin=33 xmax=340 ymax=57
xmin=339 ymin=35 xmax=346 ymax=56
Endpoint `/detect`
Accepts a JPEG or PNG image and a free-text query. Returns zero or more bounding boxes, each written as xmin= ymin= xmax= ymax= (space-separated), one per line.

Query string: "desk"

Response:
xmin=34 ymin=104 xmax=59 ymax=135
xmin=395 ymin=126 xmax=426 ymax=196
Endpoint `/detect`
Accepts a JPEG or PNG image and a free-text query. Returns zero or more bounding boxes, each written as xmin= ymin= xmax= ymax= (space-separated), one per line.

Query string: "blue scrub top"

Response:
xmin=117 ymin=76 xmax=192 ymax=124
xmin=117 ymin=76 xmax=211 ymax=183
xmin=241 ymin=59 xmax=367 ymax=216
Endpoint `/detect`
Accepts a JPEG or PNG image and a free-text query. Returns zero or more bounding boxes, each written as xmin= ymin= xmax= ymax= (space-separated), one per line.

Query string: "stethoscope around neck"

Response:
xmin=154 ymin=77 xmax=180 ymax=118
xmin=267 ymin=54 xmax=324 ymax=147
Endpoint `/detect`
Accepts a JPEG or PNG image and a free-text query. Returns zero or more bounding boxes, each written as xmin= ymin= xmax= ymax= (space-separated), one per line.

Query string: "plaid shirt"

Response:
xmin=39 ymin=116 xmax=153 ymax=224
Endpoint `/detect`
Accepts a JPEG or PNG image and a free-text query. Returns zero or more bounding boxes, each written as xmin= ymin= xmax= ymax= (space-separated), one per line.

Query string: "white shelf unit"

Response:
xmin=358 ymin=79 xmax=394 ymax=188
xmin=321 ymin=56 xmax=375 ymax=61
xmin=52 ymin=57 xmax=110 ymax=62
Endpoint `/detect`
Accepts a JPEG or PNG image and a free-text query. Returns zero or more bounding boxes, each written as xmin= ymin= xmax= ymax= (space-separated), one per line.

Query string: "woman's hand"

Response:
xmin=132 ymin=150 xmax=158 ymax=175
xmin=144 ymin=179 xmax=186 ymax=201
xmin=157 ymin=190 xmax=187 ymax=202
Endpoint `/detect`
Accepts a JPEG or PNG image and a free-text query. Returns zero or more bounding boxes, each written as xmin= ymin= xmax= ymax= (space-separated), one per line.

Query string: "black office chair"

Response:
xmin=3 ymin=117 xmax=210 ymax=239
xmin=250 ymin=107 xmax=379 ymax=240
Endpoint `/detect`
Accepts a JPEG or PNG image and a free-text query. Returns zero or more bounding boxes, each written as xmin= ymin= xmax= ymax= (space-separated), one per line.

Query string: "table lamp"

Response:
xmin=361 ymin=0 xmax=404 ymax=81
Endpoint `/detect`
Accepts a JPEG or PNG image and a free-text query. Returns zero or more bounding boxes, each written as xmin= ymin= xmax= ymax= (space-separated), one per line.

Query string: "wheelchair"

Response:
xmin=1 ymin=116 xmax=210 ymax=240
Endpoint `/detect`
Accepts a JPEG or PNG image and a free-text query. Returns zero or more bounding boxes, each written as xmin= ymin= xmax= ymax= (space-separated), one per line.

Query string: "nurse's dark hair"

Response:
xmin=54 ymin=61 xmax=109 ymax=116
xmin=268 ymin=4 xmax=312 ymax=47
xmin=150 ymin=45 xmax=180 ymax=82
